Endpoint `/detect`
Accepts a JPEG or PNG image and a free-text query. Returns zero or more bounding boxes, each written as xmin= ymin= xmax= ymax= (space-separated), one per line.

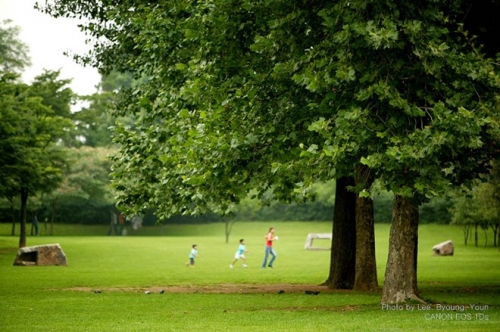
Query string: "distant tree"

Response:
xmin=28 ymin=70 xmax=77 ymax=145
xmin=0 ymin=72 xmax=72 ymax=247
xmin=59 ymin=146 xmax=114 ymax=202
xmin=100 ymin=71 xmax=134 ymax=92
xmin=476 ymin=182 xmax=500 ymax=247
xmin=73 ymin=91 xmax=116 ymax=147
xmin=450 ymin=194 xmax=478 ymax=246
xmin=0 ymin=20 xmax=30 ymax=73
xmin=42 ymin=146 xmax=115 ymax=230
xmin=451 ymin=160 xmax=500 ymax=247
xmin=73 ymin=72 xmax=137 ymax=147
xmin=28 ymin=70 xmax=73 ymax=117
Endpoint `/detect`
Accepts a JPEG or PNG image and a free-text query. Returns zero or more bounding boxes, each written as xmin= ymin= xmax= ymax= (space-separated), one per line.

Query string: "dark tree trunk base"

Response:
xmin=323 ymin=177 xmax=356 ymax=289
xmin=19 ymin=187 xmax=29 ymax=248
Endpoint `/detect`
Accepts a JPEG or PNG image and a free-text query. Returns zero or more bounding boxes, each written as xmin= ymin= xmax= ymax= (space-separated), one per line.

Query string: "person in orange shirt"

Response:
xmin=118 ymin=212 xmax=125 ymax=235
xmin=262 ymin=227 xmax=278 ymax=268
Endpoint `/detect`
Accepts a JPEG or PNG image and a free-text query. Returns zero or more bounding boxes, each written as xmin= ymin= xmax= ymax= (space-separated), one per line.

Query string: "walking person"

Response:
xmin=32 ymin=214 xmax=39 ymax=236
xmin=118 ymin=212 xmax=125 ymax=235
xmin=108 ymin=209 xmax=118 ymax=235
xmin=262 ymin=227 xmax=278 ymax=268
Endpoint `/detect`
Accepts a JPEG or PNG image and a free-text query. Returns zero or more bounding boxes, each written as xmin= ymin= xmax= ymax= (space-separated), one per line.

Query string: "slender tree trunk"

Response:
xmin=19 ymin=187 xmax=29 ymax=248
xmin=493 ymin=224 xmax=498 ymax=247
xmin=381 ymin=195 xmax=422 ymax=304
xmin=469 ymin=225 xmax=472 ymax=244
xmin=224 ymin=219 xmax=236 ymax=243
xmin=50 ymin=201 xmax=55 ymax=236
xmin=463 ymin=224 xmax=470 ymax=246
xmin=322 ymin=176 xmax=356 ymax=289
xmin=354 ymin=165 xmax=378 ymax=291
xmin=474 ymin=223 xmax=478 ymax=247
xmin=10 ymin=198 xmax=16 ymax=236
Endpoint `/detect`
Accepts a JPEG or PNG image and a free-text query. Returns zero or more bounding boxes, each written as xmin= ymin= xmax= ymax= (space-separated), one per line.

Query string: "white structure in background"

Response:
xmin=304 ymin=233 xmax=332 ymax=250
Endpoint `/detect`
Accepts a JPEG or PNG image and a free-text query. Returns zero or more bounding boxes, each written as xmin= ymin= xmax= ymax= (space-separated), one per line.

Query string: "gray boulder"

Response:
xmin=13 ymin=243 xmax=68 ymax=266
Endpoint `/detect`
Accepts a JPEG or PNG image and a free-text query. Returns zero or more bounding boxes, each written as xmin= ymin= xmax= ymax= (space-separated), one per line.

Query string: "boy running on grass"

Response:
xmin=185 ymin=244 xmax=198 ymax=267
xmin=230 ymin=239 xmax=248 ymax=268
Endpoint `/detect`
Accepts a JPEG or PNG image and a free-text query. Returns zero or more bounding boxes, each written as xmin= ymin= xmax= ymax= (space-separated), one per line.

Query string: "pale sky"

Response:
xmin=0 ymin=0 xmax=100 ymax=96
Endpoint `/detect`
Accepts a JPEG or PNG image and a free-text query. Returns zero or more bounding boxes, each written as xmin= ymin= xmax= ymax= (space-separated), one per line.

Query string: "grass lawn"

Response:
xmin=0 ymin=222 xmax=498 ymax=331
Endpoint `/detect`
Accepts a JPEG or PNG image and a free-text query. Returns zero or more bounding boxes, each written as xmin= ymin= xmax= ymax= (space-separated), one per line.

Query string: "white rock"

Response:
xmin=432 ymin=240 xmax=454 ymax=256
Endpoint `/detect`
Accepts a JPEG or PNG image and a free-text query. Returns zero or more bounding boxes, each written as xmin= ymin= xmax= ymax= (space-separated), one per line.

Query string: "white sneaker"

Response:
xmin=229 ymin=265 xmax=233 ymax=269
xmin=242 ymin=264 xmax=247 ymax=268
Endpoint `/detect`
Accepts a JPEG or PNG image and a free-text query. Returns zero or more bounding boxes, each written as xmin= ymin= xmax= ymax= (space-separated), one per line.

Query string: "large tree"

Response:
xmin=300 ymin=1 xmax=500 ymax=302
xmin=39 ymin=0 xmax=500 ymax=303
xmin=0 ymin=20 xmax=30 ymax=73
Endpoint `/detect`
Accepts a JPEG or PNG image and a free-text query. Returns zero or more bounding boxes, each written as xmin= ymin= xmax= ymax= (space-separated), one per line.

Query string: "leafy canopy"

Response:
xmin=38 ymin=0 xmax=500 ymax=219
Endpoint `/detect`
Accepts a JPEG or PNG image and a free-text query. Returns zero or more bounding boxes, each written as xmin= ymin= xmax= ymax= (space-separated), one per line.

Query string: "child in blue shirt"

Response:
xmin=185 ymin=244 xmax=198 ymax=267
xmin=230 ymin=239 xmax=248 ymax=268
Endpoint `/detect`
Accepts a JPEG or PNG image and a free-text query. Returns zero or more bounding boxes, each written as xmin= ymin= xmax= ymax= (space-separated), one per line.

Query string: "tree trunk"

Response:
xmin=322 ymin=176 xmax=356 ymax=289
xmin=354 ymin=165 xmax=378 ymax=291
xmin=381 ymin=195 xmax=422 ymax=304
xmin=10 ymin=198 xmax=16 ymax=236
xmin=463 ymin=224 xmax=470 ymax=246
xmin=483 ymin=225 xmax=487 ymax=247
xmin=493 ymin=224 xmax=498 ymax=247
xmin=354 ymin=194 xmax=378 ymax=291
xmin=19 ymin=187 xmax=29 ymax=248
xmin=224 ymin=219 xmax=236 ymax=244
xmin=50 ymin=201 xmax=56 ymax=236
xmin=474 ymin=223 xmax=478 ymax=247
xmin=496 ymin=224 xmax=499 ymax=247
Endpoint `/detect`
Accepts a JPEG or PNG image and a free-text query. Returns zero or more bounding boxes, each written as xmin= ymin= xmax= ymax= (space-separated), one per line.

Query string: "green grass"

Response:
xmin=0 ymin=222 xmax=498 ymax=331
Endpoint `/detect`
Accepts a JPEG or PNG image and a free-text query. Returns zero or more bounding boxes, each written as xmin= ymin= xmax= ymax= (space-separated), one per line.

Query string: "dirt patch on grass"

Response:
xmin=64 ymin=284 xmax=339 ymax=294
